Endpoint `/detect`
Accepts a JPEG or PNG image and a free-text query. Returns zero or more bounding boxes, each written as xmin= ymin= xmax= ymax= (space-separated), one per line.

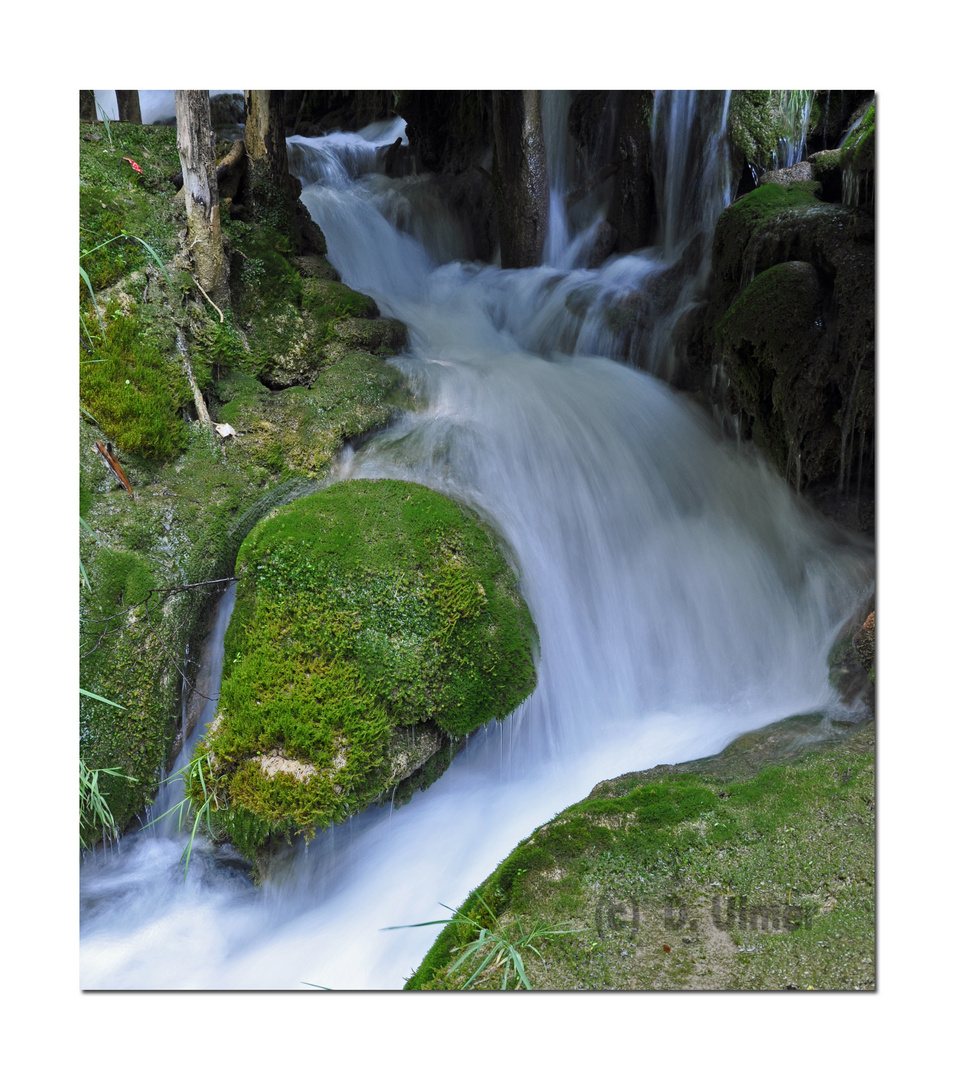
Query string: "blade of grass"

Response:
xmin=79 ymin=265 xmax=107 ymax=344
xmin=125 ymin=232 xmax=174 ymax=289
xmin=80 ymin=687 xmax=126 ymax=709
xmin=96 ymin=101 xmax=113 ymax=146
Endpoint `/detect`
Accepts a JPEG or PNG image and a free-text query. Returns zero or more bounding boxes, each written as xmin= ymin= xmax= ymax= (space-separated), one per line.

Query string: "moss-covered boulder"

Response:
xmin=715 ymin=260 xmax=830 ymax=484
xmin=192 ymin=479 xmax=538 ymax=863
xmin=807 ymin=149 xmax=844 ymax=202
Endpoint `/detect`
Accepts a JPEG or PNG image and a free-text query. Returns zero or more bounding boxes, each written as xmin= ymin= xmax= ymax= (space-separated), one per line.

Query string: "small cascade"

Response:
xmin=774 ymin=90 xmax=815 ymax=169
xmin=145 ymin=583 xmax=237 ymax=835
xmin=653 ymin=90 xmax=733 ymax=262
xmin=541 ymin=90 xmax=577 ymax=267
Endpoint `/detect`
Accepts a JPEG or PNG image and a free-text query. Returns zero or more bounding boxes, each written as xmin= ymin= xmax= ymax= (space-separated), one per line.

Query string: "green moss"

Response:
xmin=77 ymin=119 xmax=412 ymax=848
xmin=712 ymin=184 xmax=821 ymax=286
xmin=706 ymin=179 xmax=873 ymax=498
xmin=188 ymin=313 xmax=248 ymax=386
xmin=840 ymin=103 xmax=875 ymax=205
xmin=80 ymin=303 xmax=190 ymax=460
xmin=841 ymin=104 xmax=875 ymax=172
xmin=196 ymin=479 xmax=538 ymax=860
xmin=715 ymin=260 xmax=828 ymax=482
xmin=228 ymin=218 xmax=301 ymax=310
xmin=221 ymin=212 xmax=394 ymax=386
xmin=80 ymin=124 xmax=184 ymax=292
xmin=406 ymin=719 xmax=874 ymax=990
xmin=79 ymin=546 xmax=169 ymax=844
xmin=301 ymin=277 xmax=378 ymax=328
xmin=215 ymin=352 xmax=408 ymax=479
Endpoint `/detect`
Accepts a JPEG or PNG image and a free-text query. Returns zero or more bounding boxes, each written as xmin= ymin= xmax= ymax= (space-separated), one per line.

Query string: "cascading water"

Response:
xmin=79 ymin=94 xmax=873 ymax=989
xmin=774 ymin=90 xmax=815 ymax=170
xmin=541 ymin=89 xmax=577 ymax=267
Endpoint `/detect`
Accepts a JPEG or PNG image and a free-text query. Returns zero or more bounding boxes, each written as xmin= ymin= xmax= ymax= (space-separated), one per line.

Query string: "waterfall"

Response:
xmin=79 ymin=99 xmax=873 ymax=990
xmin=775 ymin=90 xmax=815 ymax=169
xmin=541 ymin=90 xmax=576 ymax=267
xmin=147 ymin=584 xmax=237 ymax=833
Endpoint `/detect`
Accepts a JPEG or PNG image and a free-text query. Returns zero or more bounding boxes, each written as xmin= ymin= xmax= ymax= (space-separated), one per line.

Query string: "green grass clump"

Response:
xmin=80 ymin=760 xmax=137 ymax=849
xmin=387 ymin=893 xmax=575 ymax=990
xmin=80 ymin=303 xmax=190 ymax=459
xmin=195 ymin=479 xmax=537 ymax=860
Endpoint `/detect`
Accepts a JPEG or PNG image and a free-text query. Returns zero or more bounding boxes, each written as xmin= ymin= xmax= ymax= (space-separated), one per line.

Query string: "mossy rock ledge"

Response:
xmin=406 ymin=714 xmax=874 ymax=991
xmin=191 ymin=479 xmax=538 ymax=864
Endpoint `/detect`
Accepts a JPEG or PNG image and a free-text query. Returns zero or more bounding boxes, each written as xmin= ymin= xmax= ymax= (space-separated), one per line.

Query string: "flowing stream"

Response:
xmin=79 ymin=95 xmax=873 ymax=989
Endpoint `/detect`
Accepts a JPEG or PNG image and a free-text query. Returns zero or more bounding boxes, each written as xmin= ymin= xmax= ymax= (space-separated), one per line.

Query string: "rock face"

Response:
xmin=193 ymin=479 xmax=538 ymax=863
xmin=569 ymin=90 xmax=656 ymax=254
xmin=828 ymin=602 xmax=876 ymax=710
xmin=705 ymin=182 xmax=874 ymax=514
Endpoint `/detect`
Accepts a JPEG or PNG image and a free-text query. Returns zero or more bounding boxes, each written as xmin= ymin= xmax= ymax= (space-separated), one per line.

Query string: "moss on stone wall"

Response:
xmin=710 ymin=183 xmax=821 ymax=289
xmin=715 ymin=260 xmax=831 ymax=483
xmin=211 ymin=348 xmax=409 ymax=485
xmin=192 ymin=479 xmax=538 ymax=862
xmin=728 ymin=91 xmax=787 ymax=176
xmin=840 ymin=103 xmax=875 ymax=207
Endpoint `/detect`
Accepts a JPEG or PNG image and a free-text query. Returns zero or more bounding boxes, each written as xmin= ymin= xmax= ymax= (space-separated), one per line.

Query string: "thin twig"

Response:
xmin=190 ymin=273 xmax=224 ymax=323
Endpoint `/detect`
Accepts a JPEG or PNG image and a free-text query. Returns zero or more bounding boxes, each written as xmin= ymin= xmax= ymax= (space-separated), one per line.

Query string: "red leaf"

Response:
xmin=95 ymin=440 xmax=134 ymax=497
